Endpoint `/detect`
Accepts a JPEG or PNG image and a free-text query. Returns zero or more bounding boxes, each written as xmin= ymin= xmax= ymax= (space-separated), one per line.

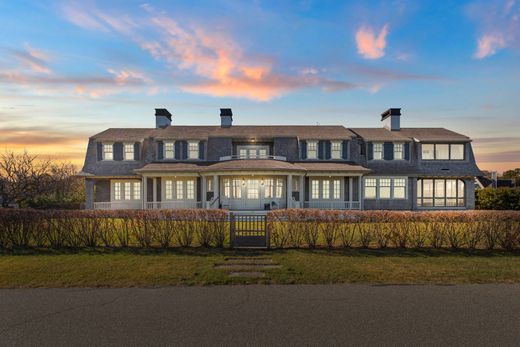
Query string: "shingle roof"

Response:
xmin=91 ymin=128 xmax=154 ymax=142
xmin=350 ymin=128 xmax=470 ymax=142
xmin=296 ymin=162 xmax=371 ymax=173
xmin=134 ymin=163 xmax=206 ymax=173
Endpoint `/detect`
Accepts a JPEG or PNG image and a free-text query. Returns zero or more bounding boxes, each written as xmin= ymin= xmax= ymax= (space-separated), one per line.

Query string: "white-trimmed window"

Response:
xmin=188 ymin=141 xmax=199 ymax=159
xmin=422 ymin=144 xmax=435 ymax=160
xmin=246 ymin=179 xmax=259 ymax=199
xmin=311 ymin=180 xmax=320 ymax=199
xmin=379 ymin=178 xmax=391 ymax=199
xmin=124 ymin=182 xmax=131 ymax=200
xmin=333 ymin=179 xmax=341 ymax=199
xmin=186 ymin=180 xmax=195 ymax=200
xmin=133 ymin=182 xmax=141 ymax=200
xmin=275 ymin=179 xmax=283 ymax=198
xmin=373 ymin=143 xmax=383 ymax=160
xmin=264 ymin=179 xmax=274 ymax=198
xmin=176 ymin=181 xmax=184 ymax=199
xmin=331 ymin=141 xmax=342 ymax=159
xmin=239 ymin=149 xmax=247 ymax=158
xmin=223 ymin=179 xmax=231 ymax=198
xmin=103 ymin=144 xmax=113 ymax=160
xmin=124 ymin=143 xmax=134 ymax=160
xmin=259 ymin=148 xmax=268 ymax=158
xmin=292 ymin=176 xmax=300 ymax=192
xmin=435 ymin=144 xmax=449 ymax=160
xmin=450 ymin=144 xmax=464 ymax=160
xmin=394 ymin=143 xmax=403 ymax=160
xmin=207 ymin=177 xmax=213 ymax=192
xmin=417 ymin=179 xmax=465 ymax=207
xmin=364 ymin=178 xmax=377 ymax=199
xmin=164 ymin=141 xmax=175 ymax=159
xmin=232 ymin=179 xmax=242 ymax=198
xmin=114 ymin=182 xmax=122 ymax=200
xmin=393 ymin=178 xmax=406 ymax=199
xmin=165 ymin=180 xmax=173 ymax=200
xmin=307 ymin=141 xmax=318 ymax=159
xmin=422 ymin=144 xmax=465 ymax=160
xmin=322 ymin=180 xmax=330 ymax=199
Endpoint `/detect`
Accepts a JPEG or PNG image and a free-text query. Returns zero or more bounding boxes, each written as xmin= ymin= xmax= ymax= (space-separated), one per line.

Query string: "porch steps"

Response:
xmin=215 ymin=255 xmax=281 ymax=278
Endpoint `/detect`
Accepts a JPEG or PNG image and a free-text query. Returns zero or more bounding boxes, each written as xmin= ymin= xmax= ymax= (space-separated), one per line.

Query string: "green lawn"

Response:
xmin=1 ymin=248 xmax=520 ymax=287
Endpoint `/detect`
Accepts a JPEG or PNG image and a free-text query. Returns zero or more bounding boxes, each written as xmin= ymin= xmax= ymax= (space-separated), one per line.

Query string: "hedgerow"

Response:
xmin=267 ymin=209 xmax=520 ymax=250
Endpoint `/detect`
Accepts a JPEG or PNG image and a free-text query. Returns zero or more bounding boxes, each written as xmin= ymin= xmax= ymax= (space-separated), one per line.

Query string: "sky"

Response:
xmin=0 ymin=0 xmax=519 ymax=172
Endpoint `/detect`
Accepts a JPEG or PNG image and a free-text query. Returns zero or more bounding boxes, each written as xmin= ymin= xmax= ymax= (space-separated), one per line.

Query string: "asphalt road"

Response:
xmin=1 ymin=284 xmax=520 ymax=346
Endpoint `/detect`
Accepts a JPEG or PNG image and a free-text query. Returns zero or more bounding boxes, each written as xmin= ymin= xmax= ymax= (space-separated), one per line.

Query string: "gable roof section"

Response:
xmin=91 ymin=128 xmax=154 ymax=142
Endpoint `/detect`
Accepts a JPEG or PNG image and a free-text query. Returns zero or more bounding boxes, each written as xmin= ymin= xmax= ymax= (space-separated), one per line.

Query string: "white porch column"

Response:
xmin=213 ymin=174 xmax=219 ymax=209
xmin=142 ymin=176 xmax=147 ymax=209
xmin=286 ymin=174 xmax=293 ymax=209
xmin=201 ymin=175 xmax=207 ymax=208
xmin=348 ymin=177 xmax=353 ymax=209
xmin=358 ymin=176 xmax=363 ymax=210
xmin=152 ymin=177 xmax=157 ymax=209
xmin=300 ymin=175 xmax=305 ymax=208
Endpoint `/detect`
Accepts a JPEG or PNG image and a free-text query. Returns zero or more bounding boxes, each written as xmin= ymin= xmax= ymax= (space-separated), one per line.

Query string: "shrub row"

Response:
xmin=476 ymin=188 xmax=520 ymax=210
xmin=267 ymin=210 xmax=520 ymax=250
xmin=0 ymin=209 xmax=228 ymax=249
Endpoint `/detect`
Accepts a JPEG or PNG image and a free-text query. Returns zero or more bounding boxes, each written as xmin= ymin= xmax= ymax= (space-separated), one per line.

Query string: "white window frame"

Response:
xmin=176 ymin=181 xmax=184 ymax=199
xmin=364 ymin=177 xmax=408 ymax=200
xmin=133 ymin=182 xmax=141 ymax=200
xmin=373 ymin=142 xmax=383 ymax=160
xmin=422 ymin=143 xmax=466 ymax=161
xmin=311 ymin=180 xmax=320 ymax=199
xmin=103 ymin=143 xmax=113 ymax=161
xmin=364 ymin=178 xmax=377 ymax=199
xmin=123 ymin=143 xmax=134 ymax=161
xmin=332 ymin=179 xmax=341 ymax=199
xmin=417 ymin=178 xmax=465 ymax=207
xmin=379 ymin=178 xmax=391 ymax=199
xmin=307 ymin=141 xmax=318 ymax=159
xmin=114 ymin=182 xmax=121 ymax=200
xmin=331 ymin=141 xmax=342 ymax=159
xmin=394 ymin=143 xmax=404 ymax=160
xmin=112 ymin=180 xmax=141 ymax=201
xmin=186 ymin=180 xmax=195 ymax=200
xmin=187 ymin=141 xmax=199 ymax=159
xmin=164 ymin=141 xmax=175 ymax=159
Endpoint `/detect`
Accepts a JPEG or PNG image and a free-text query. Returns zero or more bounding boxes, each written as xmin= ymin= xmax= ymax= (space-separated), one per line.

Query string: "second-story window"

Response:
xmin=124 ymin=143 xmax=134 ymax=160
xmin=394 ymin=143 xmax=403 ymax=160
xmin=422 ymin=144 xmax=465 ymax=160
xmin=103 ymin=144 xmax=113 ymax=160
xmin=188 ymin=141 xmax=199 ymax=159
xmin=164 ymin=141 xmax=175 ymax=159
xmin=373 ymin=143 xmax=383 ymax=160
xmin=331 ymin=141 xmax=342 ymax=159
xmin=307 ymin=141 xmax=318 ymax=159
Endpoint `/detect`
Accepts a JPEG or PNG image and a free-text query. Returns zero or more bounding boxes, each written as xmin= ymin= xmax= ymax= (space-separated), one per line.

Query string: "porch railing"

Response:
xmin=304 ymin=201 xmax=360 ymax=210
xmin=146 ymin=201 xmax=202 ymax=209
xmin=219 ymin=154 xmax=287 ymax=161
xmin=93 ymin=201 xmax=143 ymax=210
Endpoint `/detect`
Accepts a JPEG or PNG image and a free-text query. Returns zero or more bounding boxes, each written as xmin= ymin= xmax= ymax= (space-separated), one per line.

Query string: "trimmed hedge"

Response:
xmin=0 ymin=209 xmax=228 ymax=249
xmin=267 ymin=209 xmax=520 ymax=250
xmin=476 ymin=188 xmax=520 ymax=210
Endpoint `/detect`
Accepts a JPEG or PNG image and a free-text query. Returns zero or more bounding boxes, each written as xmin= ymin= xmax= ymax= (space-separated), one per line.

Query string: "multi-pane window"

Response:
xmin=331 ymin=141 xmax=342 ymax=159
xmin=311 ymin=180 xmax=320 ymax=199
xmin=422 ymin=144 xmax=465 ymax=160
xmin=232 ymin=179 xmax=242 ymax=198
xmin=246 ymin=180 xmax=259 ymax=199
xmin=186 ymin=180 xmax=195 ymax=200
xmin=103 ymin=144 xmax=113 ymax=160
xmin=114 ymin=182 xmax=121 ymax=200
xmin=165 ymin=180 xmax=173 ymax=200
xmin=176 ymin=181 xmax=184 ymax=199
xmin=207 ymin=177 xmax=213 ymax=192
xmin=364 ymin=177 xmax=407 ymax=199
xmin=259 ymin=148 xmax=268 ymax=158
xmin=223 ymin=179 xmax=231 ymax=198
xmin=264 ymin=179 xmax=274 ymax=198
xmin=364 ymin=178 xmax=377 ymax=199
xmin=275 ymin=179 xmax=283 ymax=198
xmin=164 ymin=141 xmax=175 ymax=159
xmin=333 ymin=179 xmax=341 ymax=199
xmin=394 ymin=143 xmax=403 ymax=160
xmin=124 ymin=144 xmax=134 ymax=160
xmin=292 ymin=176 xmax=300 ymax=192
xmin=188 ymin=141 xmax=199 ymax=159
xmin=133 ymin=182 xmax=141 ymax=200
xmin=237 ymin=146 xmax=269 ymax=159
xmin=124 ymin=182 xmax=131 ymax=200
xmin=379 ymin=179 xmax=391 ymax=199
xmin=373 ymin=143 xmax=383 ymax=160
xmin=322 ymin=180 xmax=330 ymax=199
xmin=239 ymin=149 xmax=247 ymax=158
xmin=307 ymin=141 xmax=318 ymax=159
xmin=417 ymin=179 xmax=465 ymax=207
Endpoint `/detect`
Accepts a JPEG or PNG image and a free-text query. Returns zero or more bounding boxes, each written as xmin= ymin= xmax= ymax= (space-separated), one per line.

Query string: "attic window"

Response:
xmin=188 ymin=141 xmax=199 ymax=159
xmin=103 ymin=144 xmax=113 ymax=160
xmin=124 ymin=143 xmax=134 ymax=160
xmin=307 ymin=141 xmax=318 ymax=159
xmin=164 ymin=141 xmax=175 ymax=159
xmin=331 ymin=141 xmax=342 ymax=159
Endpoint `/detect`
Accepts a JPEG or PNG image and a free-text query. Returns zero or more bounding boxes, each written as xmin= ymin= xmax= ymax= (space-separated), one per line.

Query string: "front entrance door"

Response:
xmin=221 ymin=177 xmax=286 ymax=210
xmin=243 ymin=179 xmax=262 ymax=210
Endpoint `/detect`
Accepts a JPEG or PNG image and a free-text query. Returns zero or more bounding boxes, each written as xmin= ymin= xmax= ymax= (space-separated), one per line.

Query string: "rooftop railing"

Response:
xmin=219 ymin=155 xmax=287 ymax=161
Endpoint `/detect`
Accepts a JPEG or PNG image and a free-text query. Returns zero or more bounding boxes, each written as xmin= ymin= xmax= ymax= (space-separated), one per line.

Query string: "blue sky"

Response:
xmin=0 ymin=0 xmax=519 ymax=171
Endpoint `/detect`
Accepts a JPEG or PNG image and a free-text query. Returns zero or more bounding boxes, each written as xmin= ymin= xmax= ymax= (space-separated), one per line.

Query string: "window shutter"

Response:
xmin=325 ymin=141 xmax=331 ymax=159
xmin=182 ymin=140 xmax=188 ymax=159
xmin=134 ymin=142 xmax=140 ymax=161
xmin=301 ymin=141 xmax=307 ymax=159
xmin=96 ymin=142 xmax=103 ymax=161
xmin=174 ymin=141 xmax=182 ymax=160
xmin=157 ymin=141 xmax=164 ymax=160
xmin=367 ymin=142 xmax=373 ymax=160
xmin=342 ymin=140 xmax=349 ymax=160
xmin=384 ymin=142 xmax=394 ymax=160
xmin=113 ymin=142 xmax=123 ymax=161
xmin=199 ymin=141 xmax=205 ymax=160
xmin=318 ymin=140 xmax=324 ymax=159
xmin=404 ymin=142 xmax=410 ymax=160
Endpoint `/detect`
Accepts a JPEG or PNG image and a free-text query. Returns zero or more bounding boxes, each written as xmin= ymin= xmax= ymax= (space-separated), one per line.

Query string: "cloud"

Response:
xmin=355 ymin=24 xmax=389 ymax=59
xmin=468 ymin=0 xmax=520 ymax=59
xmin=10 ymin=44 xmax=51 ymax=74
xmin=60 ymin=3 xmax=356 ymax=101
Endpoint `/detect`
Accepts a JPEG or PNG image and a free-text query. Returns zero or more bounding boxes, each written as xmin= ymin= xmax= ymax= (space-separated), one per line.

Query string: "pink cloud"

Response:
xmin=474 ymin=34 xmax=506 ymax=58
xmin=355 ymin=24 xmax=389 ymax=59
xmin=12 ymin=44 xmax=51 ymax=74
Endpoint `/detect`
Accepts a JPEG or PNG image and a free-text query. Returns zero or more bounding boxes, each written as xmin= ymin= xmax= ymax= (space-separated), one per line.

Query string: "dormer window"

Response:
xmin=373 ymin=143 xmax=383 ymax=160
xmin=422 ymin=143 xmax=465 ymax=161
xmin=124 ymin=143 xmax=134 ymax=160
xmin=394 ymin=143 xmax=403 ymax=160
xmin=188 ymin=141 xmax=199 ymax=159
xmin=307 ymin=141 xmax=318 ymax=159
xmin=103 ymin=143 xmax=113 ymax=160
xmin=164 ymin=141 xmax=175 ymax=159
xmin=331 ymin=141 xmax=342 ymax=159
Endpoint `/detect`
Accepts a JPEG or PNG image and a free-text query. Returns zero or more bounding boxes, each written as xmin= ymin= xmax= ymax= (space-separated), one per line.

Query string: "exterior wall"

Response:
xmin=465 ymin=178 xmax=476 ymax=209
xmin=273 ymin=137 xmax=299 ymax=161
xmin=85 ymin=179 xmax=94 ymax=209
xmin=207 ymin=137 xmax=233 ymax=161
xmin=94 ymin=180 xmax=110 ymax=202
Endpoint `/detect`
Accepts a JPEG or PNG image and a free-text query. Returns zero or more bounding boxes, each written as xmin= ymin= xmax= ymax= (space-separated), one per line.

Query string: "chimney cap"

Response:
xmin=381 ymin=108 xmax=401 ymax=121
xmin=220 ymin=108 xmax=233 ymax=117
xmin=155 ymin=108 xmax=172 ymax=120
